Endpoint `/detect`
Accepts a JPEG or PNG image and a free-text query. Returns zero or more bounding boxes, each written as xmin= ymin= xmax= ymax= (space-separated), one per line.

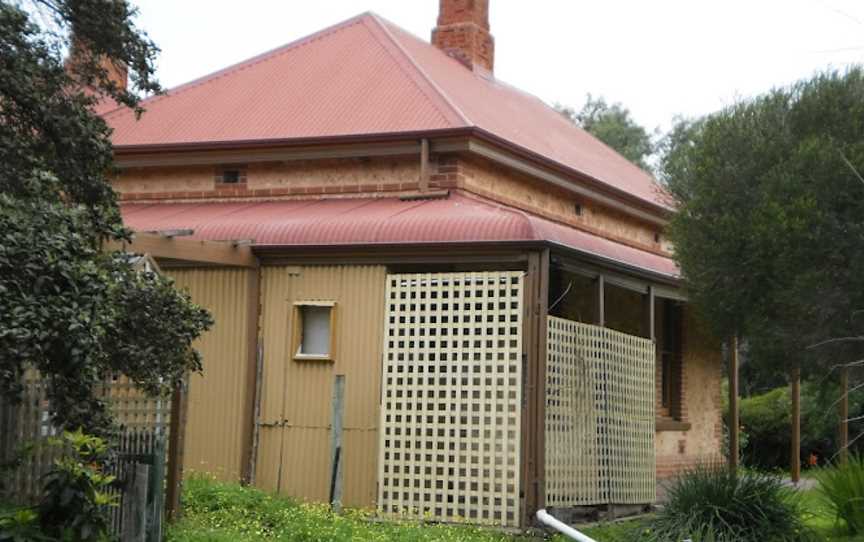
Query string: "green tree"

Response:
xmin=557 ymin=95 xmax=656 ymax=171
xmin=0 ymin=0 xmax=212 ymax=436
xmin=660 ymin=68 xmax=864 ymax=376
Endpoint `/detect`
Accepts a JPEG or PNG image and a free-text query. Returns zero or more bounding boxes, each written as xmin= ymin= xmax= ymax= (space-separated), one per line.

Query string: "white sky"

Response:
xmin=131 ymin=0 xmax=864 ymax=133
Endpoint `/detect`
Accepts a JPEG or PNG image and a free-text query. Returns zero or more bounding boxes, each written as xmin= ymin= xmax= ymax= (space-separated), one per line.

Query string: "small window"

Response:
xmin=214 ymin=165 xmax=247 ymax=185
xmin=293 ymin=301 xmax=335 ymax=361
xmin=222 ymin=170 xmax=241 ymax=184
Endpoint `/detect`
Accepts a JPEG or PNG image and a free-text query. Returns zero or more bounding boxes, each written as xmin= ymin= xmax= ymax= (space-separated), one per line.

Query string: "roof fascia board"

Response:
xmin=247 ymin=239 xmax=679 ymax=286
xmin=465 ymin=137 xmax=668 ymax=227
xmin=546 ymin=241 xmax=681 ymax=287
xmin=550 ymin=255 xmax=685 ymax=297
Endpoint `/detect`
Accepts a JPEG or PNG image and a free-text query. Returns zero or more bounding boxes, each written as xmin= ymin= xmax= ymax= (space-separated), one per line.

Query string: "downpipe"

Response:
xmin=536 ymin=509 xmax=598 ymax=542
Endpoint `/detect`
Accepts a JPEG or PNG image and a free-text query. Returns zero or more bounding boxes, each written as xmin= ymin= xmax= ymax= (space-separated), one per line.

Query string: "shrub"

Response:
xmin=736 ymin=382 xmax=864 ymax=470
xmin=642 ymin=467 xmax=813 ymax=542
xmin=814 ymin=454 xmax=864 ymax=534
xmin=0 ymin=430 xmax=116 ymax=542
xmin=738 ymin=387 xmax=791 ymax=469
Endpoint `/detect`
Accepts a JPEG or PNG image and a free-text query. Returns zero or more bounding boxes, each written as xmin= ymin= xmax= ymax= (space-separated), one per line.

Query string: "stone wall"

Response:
xmin=114 ymin=156 xmax=432 ymax=202
xmin=457 ymin=155 xmax=669 ymax=256
xmin=656 ymin=307 xmax=724 ymax=481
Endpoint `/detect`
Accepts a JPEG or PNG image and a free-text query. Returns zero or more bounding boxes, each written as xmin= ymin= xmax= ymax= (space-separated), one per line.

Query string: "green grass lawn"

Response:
xmin=574 ymin=486 xmax=864 ymax=542
xmin=169 ymin=475 xmax=864 ymax=542
xmin=169 ymin=475 xmax=539 ymax=542
xmin=798 ymin=487 xmax=864 ymax=542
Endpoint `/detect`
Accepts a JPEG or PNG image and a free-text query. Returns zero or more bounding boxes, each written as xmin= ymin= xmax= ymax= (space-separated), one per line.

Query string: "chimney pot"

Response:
xmin=431 ymin=0 xmax=494 ymax=74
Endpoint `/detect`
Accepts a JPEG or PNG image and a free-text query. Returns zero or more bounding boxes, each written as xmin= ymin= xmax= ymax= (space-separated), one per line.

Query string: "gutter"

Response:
xmin=536 ymin=509 xmax=598 ymax=542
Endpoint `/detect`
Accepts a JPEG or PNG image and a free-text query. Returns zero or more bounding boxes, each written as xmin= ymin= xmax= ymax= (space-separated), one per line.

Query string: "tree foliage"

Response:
xmin=661 ymin=68 xmax=864 ymax=374
xmin=557 ymin=95 xmax=656 ymax=171
xmin=0 ymin=0 xmax=212 ymax=436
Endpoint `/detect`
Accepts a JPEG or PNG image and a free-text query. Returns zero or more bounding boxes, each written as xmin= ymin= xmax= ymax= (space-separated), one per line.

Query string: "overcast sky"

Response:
xmin=131 ymin=0 xmax=863 ymax=133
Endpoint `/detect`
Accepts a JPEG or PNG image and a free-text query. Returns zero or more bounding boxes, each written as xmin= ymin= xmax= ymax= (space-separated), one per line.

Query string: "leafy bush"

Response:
xmin=815 ymin=455 xmax=864 ymax=535
xmin=0 ymin=430 xmax=116 ymax=542
xmin=170 ymin=474 xmax=528 ymax=542
xmin=737 ymin=382 xmax=864 ymax=470
xmin=642 ymin=467 xmax=813 ymax=542
xmin=739 ymin=387 xmax=791 ymax=469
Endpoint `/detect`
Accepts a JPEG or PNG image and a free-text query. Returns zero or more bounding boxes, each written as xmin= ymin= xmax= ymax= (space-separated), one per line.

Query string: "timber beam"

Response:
xmin=105 ymin=232 xmax=259 ymax=269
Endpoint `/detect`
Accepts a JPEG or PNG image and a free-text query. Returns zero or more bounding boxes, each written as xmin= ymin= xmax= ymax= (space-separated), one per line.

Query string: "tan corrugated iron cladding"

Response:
xmin=169 ymin=265 xmax=385 ymax=506
xmin=256 ymin=265 xmax=385 ymax=506
xmin=168 ymin=268 xmax=254 ymax=481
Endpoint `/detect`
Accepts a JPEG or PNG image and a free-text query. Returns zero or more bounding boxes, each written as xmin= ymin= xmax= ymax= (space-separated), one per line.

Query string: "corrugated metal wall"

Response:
xmin=257 ymin=265 xmax=386 ymax=508
xmin=169 ymin=268 xmax=254 ymax=481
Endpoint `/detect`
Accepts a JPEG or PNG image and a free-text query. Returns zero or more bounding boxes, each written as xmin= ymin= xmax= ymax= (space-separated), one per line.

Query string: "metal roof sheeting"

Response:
xmin=104 ymin=12 xmax=670 ymax=210
xmin=121 ymin=192 xmax=678 ymax=278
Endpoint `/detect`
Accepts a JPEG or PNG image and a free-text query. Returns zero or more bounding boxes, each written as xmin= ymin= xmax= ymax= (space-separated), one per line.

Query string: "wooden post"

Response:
xmin=596 ymin=275 xmax=605 ymax=327
xmin=148 ymin=436 xmax=166 ymax=542
xmin=242 ymin=268 xmax=261 ymax=485
xmin=329 ymin=375 xmax=345 ymax=511
xmin=165 ymin=382 xmax=187 ymax=520
xmin=122 ymin=463 xmax=149 ymax=542
xmin=840 ymin=366 xmax=849 ymax=464
xmin=728 ymin=337 xmax=740 ymax=472
xmin=520 ymin=249 xmax=549 ymax=527
xmin=791 ymin=367 xmax=801 ymax=483
xmin=643 ymin=286 xmax=655 ymax=341
xmin=248 ymin=341 xmax=264 ymax=486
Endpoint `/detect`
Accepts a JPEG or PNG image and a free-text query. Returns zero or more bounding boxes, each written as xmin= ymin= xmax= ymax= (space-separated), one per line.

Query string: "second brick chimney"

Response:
xmin=431 ymin=0 xmax=494 ymax=74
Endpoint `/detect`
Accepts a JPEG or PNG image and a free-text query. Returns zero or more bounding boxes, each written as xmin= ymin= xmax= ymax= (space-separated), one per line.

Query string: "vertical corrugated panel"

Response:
xmin=168 ymin=268 xmax=252 ymax=481
xmin=257 ymin=265 xmax=386 ymax=508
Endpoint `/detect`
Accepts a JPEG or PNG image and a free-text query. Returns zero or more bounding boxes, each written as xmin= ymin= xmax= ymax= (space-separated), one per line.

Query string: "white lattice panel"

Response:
xmin=378 ymin=272 xmax=523 ymax=527
xmin=546 ymin=317 xmax=655 ymax=506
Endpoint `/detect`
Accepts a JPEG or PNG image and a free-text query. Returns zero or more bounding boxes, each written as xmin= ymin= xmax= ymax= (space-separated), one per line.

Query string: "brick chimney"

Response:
xmin=431 ymin=0 xmax=494 ymax=74
xmin=65 ymin=37 xmax=128 ymax=92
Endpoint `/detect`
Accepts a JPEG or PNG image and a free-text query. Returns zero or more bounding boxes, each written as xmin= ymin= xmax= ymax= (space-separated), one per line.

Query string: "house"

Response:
xmin=101 ymin=0 xmax=723 ymax=528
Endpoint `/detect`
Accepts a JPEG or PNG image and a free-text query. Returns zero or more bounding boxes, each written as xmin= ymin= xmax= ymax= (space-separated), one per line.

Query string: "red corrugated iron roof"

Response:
xmin=103 ymin=12 xmax=670 ymax=211
xmin=121 ymin=192 xmax=678 ymax=279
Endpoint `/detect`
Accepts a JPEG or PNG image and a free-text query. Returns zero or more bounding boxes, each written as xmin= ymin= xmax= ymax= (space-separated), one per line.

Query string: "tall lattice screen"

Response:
xmin=378 ymin=272 xmax=523 ymax=527
xmin=546 ymin=316 xmax=655 ymax=506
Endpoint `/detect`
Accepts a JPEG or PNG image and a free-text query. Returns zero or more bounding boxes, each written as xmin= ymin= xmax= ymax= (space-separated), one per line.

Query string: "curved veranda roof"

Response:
xmin=121 ymin=192 xmax=678 ymax=280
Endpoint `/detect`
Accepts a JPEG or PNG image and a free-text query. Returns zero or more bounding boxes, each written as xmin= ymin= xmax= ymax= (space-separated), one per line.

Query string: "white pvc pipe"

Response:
xmin=536 ymin=509 xmax=598 ymax=542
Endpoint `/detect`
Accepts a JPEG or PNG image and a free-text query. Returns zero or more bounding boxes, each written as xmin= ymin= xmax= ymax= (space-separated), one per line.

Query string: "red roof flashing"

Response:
xmin=121 ymin=192 xmax=678 ymax=279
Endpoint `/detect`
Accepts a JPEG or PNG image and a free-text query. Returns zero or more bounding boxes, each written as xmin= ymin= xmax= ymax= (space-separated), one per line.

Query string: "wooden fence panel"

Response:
xmin=0 ymin=373 xmax=172 ymax=512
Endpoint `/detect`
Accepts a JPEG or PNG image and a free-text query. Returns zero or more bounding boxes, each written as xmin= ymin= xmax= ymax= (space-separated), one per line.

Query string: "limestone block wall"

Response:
xmin=455 ymin=155 xmax=669 ymax=257
xmin=114 ymin=156 xmax=428 ymax=202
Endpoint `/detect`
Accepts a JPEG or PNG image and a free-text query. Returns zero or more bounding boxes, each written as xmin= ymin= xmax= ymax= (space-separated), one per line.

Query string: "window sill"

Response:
xmin=293 ymin=354 xmax=333 ymax=362
xmin=656 ymin=418 xmax=691 ymax=432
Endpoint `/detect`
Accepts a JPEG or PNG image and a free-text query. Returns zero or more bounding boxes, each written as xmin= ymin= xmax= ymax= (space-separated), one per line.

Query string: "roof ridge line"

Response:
xmin=104 ymin=12 xmax=373 ymax=120
xmin=365 ymin=13 xmax=472 ymax=127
